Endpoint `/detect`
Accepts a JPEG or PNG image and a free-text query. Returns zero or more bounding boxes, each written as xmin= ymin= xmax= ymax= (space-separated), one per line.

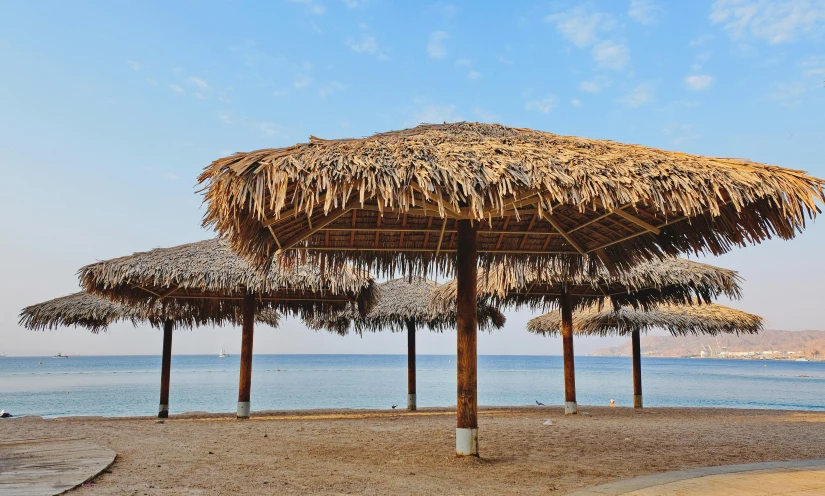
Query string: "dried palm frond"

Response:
xmin=198 ymin=122 xmax=824 ymax=277
xmin=526 ymin=303 xmax=763 ymax=337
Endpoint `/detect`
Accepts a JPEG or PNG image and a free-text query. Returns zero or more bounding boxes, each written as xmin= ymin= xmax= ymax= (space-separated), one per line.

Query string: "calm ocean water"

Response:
xmin=0 ymin=355 xmax=823 ymax=418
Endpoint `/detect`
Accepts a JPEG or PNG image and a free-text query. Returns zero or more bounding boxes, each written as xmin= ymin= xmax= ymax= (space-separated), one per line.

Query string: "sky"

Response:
xmin=1 ymin=0 xmax=824 ymax=357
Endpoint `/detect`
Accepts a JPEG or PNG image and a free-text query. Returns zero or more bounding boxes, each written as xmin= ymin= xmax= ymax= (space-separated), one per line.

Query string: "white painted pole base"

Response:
xmin=634 ymin=394 xmax=643 ymax=408
xmin=456 ymin=428 xmax=478 ymax=456
xmin=237 ymin=401 xmax=251 ymax=418
xmin=158 ymin=404 xmax=169 ymax=419
xmin=408 ymin=393 xmax=417 ymax=411
xmin=565 ymin=401 xmax=578 ymax=415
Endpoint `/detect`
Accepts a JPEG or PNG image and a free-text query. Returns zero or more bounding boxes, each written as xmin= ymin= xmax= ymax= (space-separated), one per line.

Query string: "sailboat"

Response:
xmin=52 ymin=353 xmax=68 ymax=358
xmin=218 ymin=347 xmax=228 ymax=358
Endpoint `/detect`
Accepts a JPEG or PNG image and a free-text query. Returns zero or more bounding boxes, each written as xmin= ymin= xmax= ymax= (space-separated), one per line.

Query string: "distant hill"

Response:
xmin=592 ymin=329 xmax=825 ymax=360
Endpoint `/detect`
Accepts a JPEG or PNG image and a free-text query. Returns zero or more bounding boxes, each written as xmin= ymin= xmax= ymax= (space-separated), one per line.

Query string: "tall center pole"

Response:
xmin=632 ymin=330 xmax=643 ymax=408
xmin=455 ymin=219 xmax=478 ymax=456
xmin=158 ymin=319 xmax=173 ymax=419
xmin=560 ymin=287 xmax=577 ymax=415
xmin=237 ymin=293 xmax=255 ymax=418
xmin=407 ymin=319 xmax=417 ymax=411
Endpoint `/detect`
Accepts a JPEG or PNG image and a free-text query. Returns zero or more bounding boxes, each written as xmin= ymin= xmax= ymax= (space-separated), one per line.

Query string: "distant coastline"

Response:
xmin=593 ymin=329 xmax=825 ymax=361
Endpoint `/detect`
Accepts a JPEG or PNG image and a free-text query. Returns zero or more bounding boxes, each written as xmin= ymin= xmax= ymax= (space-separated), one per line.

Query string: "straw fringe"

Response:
xmin=78 ymin=239 xmax=377 ymax=318
xmin=198 ymin=122 xmax=824 ymax=275
xmin=526 ymin=303 xmax=763 ymax=337
xmin=432 ymin=257 xmax=742 ymax=312
xmin=19 ymin=292 xmax=281 ymax=333
xmin=303 ymin=277 xmax=506 ymax=335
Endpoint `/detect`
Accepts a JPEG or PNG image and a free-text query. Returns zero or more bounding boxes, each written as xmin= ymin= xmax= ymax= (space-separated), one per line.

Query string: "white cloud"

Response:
xmin=571 ymin=98 xmax=583 ymax=107
xmin=770 ymin=81 xmax=809 ymax=105
xmin=410 ymin=104 xmax=461 ymax=125
xmin=286 ymin=0 xmax=326 ymax=15
xmin=629 ymin=0 xmax=660 ymax=24
xmin=349 ymin=34 xmax=378 ymax=54
xmin=545 ymin=7 xmax=616 ymax=47
xmin=427 ymin=31 xmax=449 ymax=59
xmin=525 ymin=95 xmax=558 ymax=113
xmin=663 ymin=122 xmax=699 ymax=144
xmin=127 ymin=60 xmax=141 ymax=71
xmin=467 ymin=71 xmax=481 ymax=80
xmin=620 ymin=84 xmax=655 ymax=107
xmin=801 ymin=56 xmax=825 ymax=76
xmin=168 ymin=84 xmax=184 ymax=94
xmin=188 ymin=77 xmax=208 ymax=89
xmin=454 ymin=58 xmax=472 ymax=66
xmin=579 ymin=80 xmax=604 ymax=93
xmin=195 ymin=92 xmax=206 ymax=100
xmin=710 ymin=0 xmax=825 ymax=44
xmin=690 ymin=34 xmax=715 ymax=46
xmin=293 ymin=75 xmax=313 ymax=89
xmin=319 ymin=81 xmax=346 ymax=97
xmin=219 ymin=113 xmax=283 ymax=136
xmin=497 ymin=55 xmax=514 ymax=65
xmin=343 ymin=0 xmax=362 ymax=6
xmin=591 ymin=41 xmax=630 ymax=70
xmin=685 ymin=74 xmax=715 ymax=90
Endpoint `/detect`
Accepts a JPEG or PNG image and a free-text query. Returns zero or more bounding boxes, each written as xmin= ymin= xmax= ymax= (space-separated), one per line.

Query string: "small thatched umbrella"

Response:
xmin=304 ymin=277 xmax=505 ymax=411
xmin=432 ymin=258 xmax=742 ymax=413
xmin=19 ymin=291 xmax=280 ymax=417
xmin=79 ymin=239 xmax=376 ymax=418
xmin=198 ymin=122 xmax=823 ymax=456
xmin=527 ymin=303 xmax=763 ymax=407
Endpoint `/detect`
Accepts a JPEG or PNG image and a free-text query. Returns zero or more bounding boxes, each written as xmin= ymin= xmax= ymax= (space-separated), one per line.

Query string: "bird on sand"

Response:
xmin=391 ymin=404 xmax=397 ymax=409
xmin=536 ymin=400 xmax=545 ymax=406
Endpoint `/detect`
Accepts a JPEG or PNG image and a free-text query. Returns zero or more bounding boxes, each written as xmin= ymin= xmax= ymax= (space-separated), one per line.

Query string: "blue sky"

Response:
xmin=1 ymin=0 xmax=824 ymax=356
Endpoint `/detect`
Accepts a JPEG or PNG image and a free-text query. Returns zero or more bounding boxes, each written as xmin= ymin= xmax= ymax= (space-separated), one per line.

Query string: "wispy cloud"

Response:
xmin=579 ymin=79 xmax=608 ymax=93
xmin=219 ymin=113 xmax=283 ymax=136
xmin=319 ymin=81 xmax=346 ymax=97
xmin=800 ymin=55 xmax=825 ymax=77
xmin=690 ymin=34 xmax=715 ymax=46
xmin=496 ymin=55 xmax=514 ymax=65
xmin=127 ymin=60 xmax=141 ymax=71
xmin=545 ymin=7 xmax=616 ymax=48
xmin=770 ymin=81 xmax=810 ymax=106
xmin=571 ymin=98 xmax=583 ymax=107
xmin=293 ymin=75 xmax=313 ymax=89
xmin=286 ymin=0 xmax=326 ymax=15
xmin=409 ymin=104 xmax=461 ymax=125
xmin=348 ymin=34 xmax=378 ymax=54
xmin=629 ymin=0 xmax=661 ymax=24
xmin=168 ymin=84 xmax=184 ymax=94
xmin=620 ymin=83 xmax=655 ymax=107
xmin=685 ymin=74 xmax=715 ymax=90
xmin=663 ymin=121 xmax=699 ymax=144
xmin=525 ymin=95 xmax=558 ymax=113
xmin=188 ymin=77 xmax=208 ymax=89
xmin=710 ymin=0 xmax=825 ymax=44
xmin=592 ymin=41 xmax=630 ymax=70
xmin=473 ymin=107 xmax=498 ymax=121
xmin=427 ymin=31 xmax=449 ymax=59
xmin=467 ymin=71 xmax=481 ymax=80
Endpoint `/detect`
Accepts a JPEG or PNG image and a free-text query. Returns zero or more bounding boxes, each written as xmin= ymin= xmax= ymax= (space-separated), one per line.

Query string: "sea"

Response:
xmin=0 ymin=355 xmax=823 ymax=418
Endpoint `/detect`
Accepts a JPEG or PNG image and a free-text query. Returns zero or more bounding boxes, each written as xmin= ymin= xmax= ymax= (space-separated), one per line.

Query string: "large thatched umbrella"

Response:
xmin=79 ymin=239 xmax=377 ymax=418
xmin=304 ymin=276 xmax=506 ymax=411
xmin=527 ymin=303 xmax=763 ymax=407
xmin=432 ymin=257 xmax=742 ymax=414
xmin=19 ymin=291 xmax=280 ymax=418
xmin=198 ymin=122 xmax=823 ymax=456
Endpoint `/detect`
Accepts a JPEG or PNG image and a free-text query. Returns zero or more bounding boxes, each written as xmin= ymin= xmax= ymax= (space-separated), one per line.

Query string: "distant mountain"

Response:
xmin=592 ymin=329 xmax=825 ymax=360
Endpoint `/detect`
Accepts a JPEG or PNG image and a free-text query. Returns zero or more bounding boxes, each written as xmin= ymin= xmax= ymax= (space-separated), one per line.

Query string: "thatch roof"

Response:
xmin=432 ymin=258 xmax=741 ymax=312
xmin=78 ymin=239 xmax=377 ymax=318
xmin=19 ymin=292 xmax=281 ymax=333
xmin=526 ymin=303 xmax=763 ymax=337
xmin=198 ymin=122 xmax=824 ymax=276
xmin=303 ymin=277 xmax=506 ymax=335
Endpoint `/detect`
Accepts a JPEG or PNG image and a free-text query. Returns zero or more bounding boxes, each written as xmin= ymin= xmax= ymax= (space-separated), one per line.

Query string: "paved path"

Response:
xmin=0 ymin=437 xmax=116 ymax=496
xmin=570 ymin=460 xmax=825 ymax=495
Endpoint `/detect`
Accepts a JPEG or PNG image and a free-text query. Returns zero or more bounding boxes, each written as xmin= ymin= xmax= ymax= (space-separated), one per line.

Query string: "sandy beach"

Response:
xmin=3 ymin=406 xmax=824 ymax=495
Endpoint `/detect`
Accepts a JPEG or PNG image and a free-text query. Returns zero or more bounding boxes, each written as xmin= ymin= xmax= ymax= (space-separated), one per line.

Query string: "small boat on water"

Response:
xmin=52 ymin=353 xmax=68 ymax=359
xmin=218 ymin=347 xmax=228 ymax=358
xmin=796 ymin=357 xmax=810 ymax=362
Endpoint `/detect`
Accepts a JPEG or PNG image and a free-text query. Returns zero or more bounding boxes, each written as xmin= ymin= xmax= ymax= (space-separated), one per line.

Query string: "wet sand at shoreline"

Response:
xmin=2 ymin=406 xmax=824 ymax=495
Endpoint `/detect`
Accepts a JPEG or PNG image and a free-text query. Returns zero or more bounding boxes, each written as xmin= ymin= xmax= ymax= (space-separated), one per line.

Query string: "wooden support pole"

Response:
xmin=158 ymin=319 xmax=173 ymax=419
xmin=560 ymin=287 xmax=577 ymax=415
xmin=456 ymin=219 xmax=479 ymax=456
xmin=237 ymin=294 xmax=255 ymax=418
xmin=407 ymin=319 xmax=417 ymax=411
xmin=632 ymin=330 xmax=643 ymax=408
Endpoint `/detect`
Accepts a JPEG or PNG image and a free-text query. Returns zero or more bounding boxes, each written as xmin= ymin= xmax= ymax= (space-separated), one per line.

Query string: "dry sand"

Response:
xmin=3 ymin=406 xmax=825 ymax=495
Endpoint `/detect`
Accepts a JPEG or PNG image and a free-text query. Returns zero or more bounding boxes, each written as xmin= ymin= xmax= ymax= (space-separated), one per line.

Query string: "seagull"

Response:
xmin=391 ymin=404 xmax=397 ymax=409
xmin=536 ymin=400 xmax=545 ymax=406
